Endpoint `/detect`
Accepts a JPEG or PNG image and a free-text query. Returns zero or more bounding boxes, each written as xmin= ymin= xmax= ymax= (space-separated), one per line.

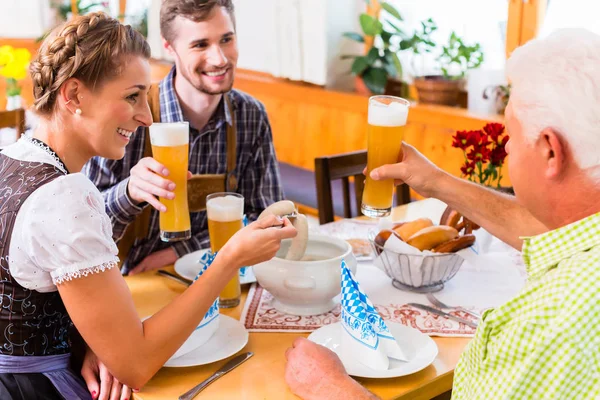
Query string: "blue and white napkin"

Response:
xmin=193 ymin=251 xmax=220 ymax=328
xmin=239 ymin=215 xmax=249 ymax=279
xmin=171 ymin=251 xmax=220 ymax=360
xmin=340 ymin=259 xmax=410 ymax=370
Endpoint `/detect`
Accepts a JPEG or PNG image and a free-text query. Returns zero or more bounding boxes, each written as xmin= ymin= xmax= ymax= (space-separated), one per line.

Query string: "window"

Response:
xmin=539 ymin=0 xmax=600 ymax=37
xmin=387 ymin=0 xmax=509 ymax=79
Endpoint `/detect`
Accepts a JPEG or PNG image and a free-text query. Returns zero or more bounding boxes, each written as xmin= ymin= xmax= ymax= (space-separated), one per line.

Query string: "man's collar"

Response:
xmin=520 ymin=212 xmax=600 ymax=279
xmin=159 ymin=66 xmax=234 ymax=132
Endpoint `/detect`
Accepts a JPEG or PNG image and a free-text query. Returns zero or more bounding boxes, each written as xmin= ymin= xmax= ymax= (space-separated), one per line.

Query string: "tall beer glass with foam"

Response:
xmin=206 ymin=192 xmax=244 ymax=308
xmin=149 ymin=122 xmax=192 ymax=241
xmin=361 ymin=96 xmax=410 ymax=218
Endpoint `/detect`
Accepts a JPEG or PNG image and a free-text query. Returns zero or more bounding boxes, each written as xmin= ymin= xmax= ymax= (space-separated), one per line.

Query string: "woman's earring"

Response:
xmin=75 ymin=108 xmax=82 ymax=115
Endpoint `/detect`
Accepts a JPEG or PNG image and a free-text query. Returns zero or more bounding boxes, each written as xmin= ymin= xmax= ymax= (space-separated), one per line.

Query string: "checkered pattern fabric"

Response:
xmin=452 ymin=212 xmax=600 ymax=399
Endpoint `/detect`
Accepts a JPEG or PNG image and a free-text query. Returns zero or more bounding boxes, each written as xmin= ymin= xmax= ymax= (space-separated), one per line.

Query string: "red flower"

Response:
xmin=490 ymin=147 xmax=507 ymax=166
xmin=460 ymin=161 xmax=476 ymax=177
xmin=483 ymin=123 xmax=505 ymax=141
xmin=466 ymin=130 xmax=490 ymax=147
xmin=452 ymin=130 xmax=471 ymax=150
xmin=466 ymin=145 xmax=491 ymax=163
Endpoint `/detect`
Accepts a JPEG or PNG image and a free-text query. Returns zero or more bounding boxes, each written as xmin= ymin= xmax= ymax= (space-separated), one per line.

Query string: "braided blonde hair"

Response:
xmin=30 ymin=12 xmax=151 ymax=115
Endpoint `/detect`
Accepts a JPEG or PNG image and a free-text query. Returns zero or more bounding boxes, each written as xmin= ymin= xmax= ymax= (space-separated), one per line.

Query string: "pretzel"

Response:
xmin=431 ymin=234 xmax=476 ymax=253
xmin=440 ymin=207 xmax=480 ymax=234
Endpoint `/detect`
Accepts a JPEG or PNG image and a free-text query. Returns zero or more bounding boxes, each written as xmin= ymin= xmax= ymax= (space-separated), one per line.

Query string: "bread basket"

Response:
xmin=368 ymin=231 xmax=465 ymax=293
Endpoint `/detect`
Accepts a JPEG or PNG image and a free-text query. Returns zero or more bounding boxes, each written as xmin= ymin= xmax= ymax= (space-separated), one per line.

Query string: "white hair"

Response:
xmin=506 ymin=28 xmax=600 ymax=179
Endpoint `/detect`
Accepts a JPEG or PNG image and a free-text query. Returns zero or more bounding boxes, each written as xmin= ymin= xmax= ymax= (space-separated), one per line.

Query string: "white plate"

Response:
xmin=164 ymin=315 xmax=249 ymax=368
xmin=308 ymin=322 xmax=438 ymax=378
xmin=174 ymin=249 xmax=256 ymax=284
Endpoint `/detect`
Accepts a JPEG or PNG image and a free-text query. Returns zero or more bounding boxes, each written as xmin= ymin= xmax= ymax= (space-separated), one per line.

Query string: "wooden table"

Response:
xmin=127 ymin=205 xmax=471 ymax=400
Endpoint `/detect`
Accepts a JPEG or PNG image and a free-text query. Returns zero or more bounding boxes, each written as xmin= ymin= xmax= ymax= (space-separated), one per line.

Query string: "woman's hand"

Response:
xmin=81 ymin=347 xmax=133 ymax=400
xmin=218 ymin=215 xmax=298 ymax=269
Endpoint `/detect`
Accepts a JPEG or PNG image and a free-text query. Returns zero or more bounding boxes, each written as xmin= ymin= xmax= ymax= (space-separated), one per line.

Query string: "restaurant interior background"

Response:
xmin=0 ymin=0 xmax=596 ymax=219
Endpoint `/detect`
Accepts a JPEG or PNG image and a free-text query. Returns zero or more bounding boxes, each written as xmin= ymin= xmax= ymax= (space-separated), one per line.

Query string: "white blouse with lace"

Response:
xmin=1 ymin=138 xmax=119 ymax=293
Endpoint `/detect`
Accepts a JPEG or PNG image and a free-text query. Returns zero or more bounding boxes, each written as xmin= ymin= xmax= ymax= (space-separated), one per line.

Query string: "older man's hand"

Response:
xmin=284 ymin=337 xmax=379 ymax=400
xmin=368 ymin=142 xmax=447 ymax=199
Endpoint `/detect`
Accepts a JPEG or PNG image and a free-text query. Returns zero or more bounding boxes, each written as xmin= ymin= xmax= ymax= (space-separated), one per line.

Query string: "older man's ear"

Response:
xmin=538 ymin=128 xmax=568 ymax=180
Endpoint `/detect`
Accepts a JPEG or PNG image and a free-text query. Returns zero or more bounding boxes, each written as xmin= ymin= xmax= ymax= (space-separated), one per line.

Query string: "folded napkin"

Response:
xmin=239 ymin=215 xmax=249 ymax=278
xmin=194 ymin=251 xmax=220 ymax=328
xmin=340 ymin=260 xmax=411 ymax=370
xmin=172 ymin=252 xmax=220 ymax=359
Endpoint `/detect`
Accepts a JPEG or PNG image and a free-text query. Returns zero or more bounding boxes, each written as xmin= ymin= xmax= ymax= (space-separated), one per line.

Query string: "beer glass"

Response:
xmin=361 ymin=96 xmax=410 ymax=218
xmin=206 ymin=192 xmax=244 ymax=308
xmin=149 ymin=122 xmax=192 ymax=242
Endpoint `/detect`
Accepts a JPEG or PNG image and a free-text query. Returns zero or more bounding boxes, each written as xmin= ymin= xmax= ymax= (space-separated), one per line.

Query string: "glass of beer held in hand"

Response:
xmin=206 ymin=193 xmax=244 ymax=308
xmin=149 ymin=122 xmax=192 ymax=242
xmin=361 ymin=96 xmax=410 ymax=218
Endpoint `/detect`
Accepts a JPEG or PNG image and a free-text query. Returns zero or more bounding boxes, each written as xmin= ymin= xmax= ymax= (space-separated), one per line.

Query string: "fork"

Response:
xmin=426 ymin=293 xmax=481 ymax=319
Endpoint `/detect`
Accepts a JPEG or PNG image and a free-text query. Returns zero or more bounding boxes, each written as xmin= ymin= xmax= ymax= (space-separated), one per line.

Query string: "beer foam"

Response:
xmin=206 ymin=195 xmax=244 ymax=222
xmin=368 ymin=100 xmax=409 ymax=127
xmin=149 ymin=122 xmax=189 ymax=147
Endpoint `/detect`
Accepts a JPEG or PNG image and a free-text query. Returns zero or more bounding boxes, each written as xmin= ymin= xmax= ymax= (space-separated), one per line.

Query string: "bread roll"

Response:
xmin=393 ymin=218 xmax=434 ymax=242
xmin=406 ymin=225 xmax=459 ymax=251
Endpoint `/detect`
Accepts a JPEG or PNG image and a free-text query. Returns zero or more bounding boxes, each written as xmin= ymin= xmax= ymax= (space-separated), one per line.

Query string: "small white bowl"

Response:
xmin=253 ymin=234 xmax=358 ymax=316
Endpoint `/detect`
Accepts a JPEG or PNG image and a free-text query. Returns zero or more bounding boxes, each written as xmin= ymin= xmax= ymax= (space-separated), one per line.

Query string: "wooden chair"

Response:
xmin=0 ymin=109 xmax=25 ymax=144
xmin=315 ymin=150 xmax=411 ymax=224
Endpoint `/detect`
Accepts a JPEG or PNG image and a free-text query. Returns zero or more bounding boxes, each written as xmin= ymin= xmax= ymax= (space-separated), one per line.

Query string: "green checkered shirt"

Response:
xmin=452 ymin=212 xmax=600 ymax=399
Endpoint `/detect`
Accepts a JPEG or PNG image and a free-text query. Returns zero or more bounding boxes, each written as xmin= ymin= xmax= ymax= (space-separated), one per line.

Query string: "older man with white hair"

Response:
xmin=284 ymin=28 xmax=600 ymax=400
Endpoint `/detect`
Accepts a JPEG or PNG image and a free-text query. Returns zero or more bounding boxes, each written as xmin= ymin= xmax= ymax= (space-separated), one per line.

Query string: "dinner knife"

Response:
xmin=157 ymin=270 xmax=192 ymax=286
xmin=407 ymin=303 xmax=478 ymax=329
xmin=179 ymin=352 xmax=254 ymax=400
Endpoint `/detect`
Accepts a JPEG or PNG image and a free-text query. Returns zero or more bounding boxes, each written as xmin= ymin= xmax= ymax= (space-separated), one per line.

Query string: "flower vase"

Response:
xmin=6 ymin=95 xmax=22 ymax=111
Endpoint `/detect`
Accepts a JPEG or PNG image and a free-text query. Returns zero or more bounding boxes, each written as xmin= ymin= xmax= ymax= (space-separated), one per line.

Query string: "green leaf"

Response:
xmin=351 ymin=56 xmax=370 ymax=76
xmin=399 ymin=38 xmax=414 ymax=50
xmin=342 ymin=32 xmax=365 ymax=43
xmin=381 ymin=2 xmax=403 ymax=21
xmin=340 ymin=54 xmax=359 ymax=60
xmin=360 ymin=14 xmax=383 ymax=36
xmin=362 ymin=67 xmax=388 ymax=94
xmin=366 ymin=47 xmax=379 ymax=64
xmin=386 ymin=20 xmax=404 ymax=34
xmin=381 ymin=30 xmax=393 ymax=44
xmin=390 ymin=52 xmax=403 ymax=80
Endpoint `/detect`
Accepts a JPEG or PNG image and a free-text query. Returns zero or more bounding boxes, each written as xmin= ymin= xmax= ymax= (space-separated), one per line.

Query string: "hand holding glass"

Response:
xmin=149 ymin=122 xmax=192 ymax=242
xmin=361 ymin=96 xmax=410 ymax=218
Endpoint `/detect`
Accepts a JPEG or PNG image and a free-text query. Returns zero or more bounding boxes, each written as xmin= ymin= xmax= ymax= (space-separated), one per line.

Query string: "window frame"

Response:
xmin=366 ymin=0 xmax=549 ymax=59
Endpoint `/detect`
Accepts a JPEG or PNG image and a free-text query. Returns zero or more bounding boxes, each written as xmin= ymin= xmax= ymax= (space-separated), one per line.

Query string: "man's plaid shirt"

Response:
xmin=83 ymin=67 xmax=284 ymax=272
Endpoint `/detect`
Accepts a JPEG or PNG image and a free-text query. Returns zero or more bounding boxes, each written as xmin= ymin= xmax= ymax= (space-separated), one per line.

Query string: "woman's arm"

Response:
xmin=58 ymin=216 xmax=296 ymax=389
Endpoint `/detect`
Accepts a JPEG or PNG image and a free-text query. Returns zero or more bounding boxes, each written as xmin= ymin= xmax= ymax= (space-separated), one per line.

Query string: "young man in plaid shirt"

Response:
xmin=84 ymin=0 xmax=283 ymax=275
xmin=285 ymin=29 xmax=600 ymax=400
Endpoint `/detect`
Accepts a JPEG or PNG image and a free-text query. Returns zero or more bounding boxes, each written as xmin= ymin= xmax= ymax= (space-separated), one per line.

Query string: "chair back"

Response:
xmin=0 ymin=109 xmax=25 ymax=144
xmin=314 ymin=150 xmax=410 ymax=224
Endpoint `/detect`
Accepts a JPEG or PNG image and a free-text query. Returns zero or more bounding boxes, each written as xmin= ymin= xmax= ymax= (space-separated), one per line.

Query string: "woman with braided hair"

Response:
xmin=0 ymin=11 xmax=296 ymax=400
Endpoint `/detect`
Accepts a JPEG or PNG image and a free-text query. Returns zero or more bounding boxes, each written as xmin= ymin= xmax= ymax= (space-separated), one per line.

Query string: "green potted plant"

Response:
xmin=412 ymin=30 xmax=484 ymax=106
xmin=341 ymin=1 xmax=406 ymax=96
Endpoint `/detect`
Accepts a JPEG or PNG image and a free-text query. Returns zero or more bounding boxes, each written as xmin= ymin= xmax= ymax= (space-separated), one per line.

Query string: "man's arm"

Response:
xmin=240 ymin=106 xmax=284 ymax=221
xmin=83 ymin=156 xmax=145 ymax=242
xmin=431 ymin=173 xmax=548 ymax=250
xmin=371 ymin=143 xmax=548 ymax=250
